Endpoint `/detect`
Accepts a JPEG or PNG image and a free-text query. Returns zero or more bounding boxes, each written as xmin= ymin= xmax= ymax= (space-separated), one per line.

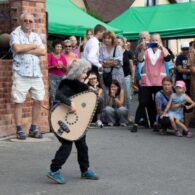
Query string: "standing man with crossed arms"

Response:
xmin=10 ymin=13 xmax=46 ymax=140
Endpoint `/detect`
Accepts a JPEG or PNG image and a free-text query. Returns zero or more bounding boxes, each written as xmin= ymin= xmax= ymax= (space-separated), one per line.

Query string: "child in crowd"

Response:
xmin=85 ymin=72 xmax=104 ymax=127
xmin=161 ymin=80 xmax=195 ymax=137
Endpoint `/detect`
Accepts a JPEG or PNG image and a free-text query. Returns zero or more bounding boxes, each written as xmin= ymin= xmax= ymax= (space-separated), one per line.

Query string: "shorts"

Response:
xmin=12 ymin=72 xmax=45 ymax=103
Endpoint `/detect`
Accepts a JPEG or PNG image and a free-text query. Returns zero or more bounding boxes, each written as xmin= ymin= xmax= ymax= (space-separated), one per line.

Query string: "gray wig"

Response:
xmin=66 ymin=59 xmax=91 ymax=80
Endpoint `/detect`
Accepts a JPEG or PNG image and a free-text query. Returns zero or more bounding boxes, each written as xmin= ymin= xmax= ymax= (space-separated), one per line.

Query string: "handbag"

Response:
xmin=103 ymin=46 xmax=116 ymax=87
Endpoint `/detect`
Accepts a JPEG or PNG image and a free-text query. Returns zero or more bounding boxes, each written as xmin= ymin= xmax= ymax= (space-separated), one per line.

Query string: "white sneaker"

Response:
xmin=107 ymin=122 xmax=114 ymax=127
xmin=120 ymin=123 xmax=127 ymax=127
xmin=96 ymin=120 xmax=103 ymax=128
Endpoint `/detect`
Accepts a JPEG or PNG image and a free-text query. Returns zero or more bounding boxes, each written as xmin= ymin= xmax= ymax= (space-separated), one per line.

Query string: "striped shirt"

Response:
xmin=10 ymin=26 xmax=44 ymax=77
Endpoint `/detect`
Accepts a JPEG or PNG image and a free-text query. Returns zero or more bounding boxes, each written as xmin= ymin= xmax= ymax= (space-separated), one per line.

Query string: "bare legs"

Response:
xmin=14 ymin=100 xmax=42 ymax=129
xmin=32 ymin=100 xmax=41 ymax=125
xmin=14 ymin=103 xmax=23 ymax=126
xmin=169 ymin=117 xmax=189 ymax=136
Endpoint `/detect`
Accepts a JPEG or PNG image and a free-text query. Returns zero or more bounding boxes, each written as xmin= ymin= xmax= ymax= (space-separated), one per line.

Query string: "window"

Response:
xmin=145 ymin=0 xmax=156 ymax=6
xmin=176 ymin=0 xmax=193 ymax=2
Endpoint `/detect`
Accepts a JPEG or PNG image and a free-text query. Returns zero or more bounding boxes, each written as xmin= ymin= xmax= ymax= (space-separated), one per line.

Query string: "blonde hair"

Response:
xmin=151 ymin=33 xmax=163 ymax=45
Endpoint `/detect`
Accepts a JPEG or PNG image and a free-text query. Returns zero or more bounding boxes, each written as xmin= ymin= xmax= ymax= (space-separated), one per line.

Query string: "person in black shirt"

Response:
xmin=117 ymin=36 xmax=135 ymax=122
xmin=175 ymin=42 xmax=191 ymax=95
xmin=47 ymin=59 xmax=99 ymax=184
xmin=175 ymin=42 xmax=192 ymax=128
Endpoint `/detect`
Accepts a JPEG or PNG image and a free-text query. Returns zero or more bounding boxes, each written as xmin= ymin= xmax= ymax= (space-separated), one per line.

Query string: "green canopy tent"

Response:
xmin=46 ymin=0 xmax=122 ymax=37
xmin=109 ymin=2 xmax=195 ymax=40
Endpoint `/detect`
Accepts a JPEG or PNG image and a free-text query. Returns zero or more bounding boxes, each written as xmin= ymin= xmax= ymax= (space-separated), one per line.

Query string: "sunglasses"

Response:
xmin=181 ymin=48 xmax=189 ymax=51
xmin=23 ymin=19 xmax=33 ymax=23
xmin=89 ymin=77 xmax=97 ymax=80
xmin=64 ymin=45 xmax=72 ymax=48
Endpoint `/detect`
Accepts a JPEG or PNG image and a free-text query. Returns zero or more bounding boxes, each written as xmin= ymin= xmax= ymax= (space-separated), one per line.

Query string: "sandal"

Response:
xmin=17 ymin=131 xmax=27 ymax=140
xmin=159 ymin=129 xmax=167 ymax=135
xmin=175 ymin=130 xmax=182 ymax=137
xmin=29 ymin=130 xmax=43 ymax=139
xmin=183 ymin=130 xmax=192 ymax=138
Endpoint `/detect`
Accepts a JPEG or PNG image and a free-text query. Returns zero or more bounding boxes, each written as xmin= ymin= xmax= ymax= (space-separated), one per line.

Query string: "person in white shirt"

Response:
xmin=83 ymin=24 xmax=106 ymax=75
xmin=10 ymin=13 xmax=46 ymax=140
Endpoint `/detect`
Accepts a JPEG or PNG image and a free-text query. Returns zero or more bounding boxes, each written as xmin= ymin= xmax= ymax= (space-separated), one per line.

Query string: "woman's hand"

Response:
xmin=110 ymin=88 xmax=116 ymax=98
xmin=160 ymin=113 xmax=166 ymax=119
xmin=57 ymin=61 xmax=64 ymax=69
xmin=68 ymin=102 xmax=76 ymax=113
xmin=158 ymin=42 xmax=164 ymax=50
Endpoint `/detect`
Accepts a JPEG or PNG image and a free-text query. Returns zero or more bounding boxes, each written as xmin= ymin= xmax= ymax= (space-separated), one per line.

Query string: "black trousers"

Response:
xmin=158 ymin=116 xmax=171 ymax=130
xmin=134 ymin=86 xmax=162 ymax=126
xmin=50 ymin=135 xmax=89 ymax=173
xmin=92 ymin=96 xmax=103 ymax=122
xmin=91 ymin=65 xmax=99 ymax=76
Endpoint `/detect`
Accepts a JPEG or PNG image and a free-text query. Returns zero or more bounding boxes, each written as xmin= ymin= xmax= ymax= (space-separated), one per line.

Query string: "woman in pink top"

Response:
xmin=48 ymin=39 xmax=67 ymax=107
xmin=131 ymin=33 xmax=170 ymax=132
xmin=63 ymin=39 xmax=78 ymax=66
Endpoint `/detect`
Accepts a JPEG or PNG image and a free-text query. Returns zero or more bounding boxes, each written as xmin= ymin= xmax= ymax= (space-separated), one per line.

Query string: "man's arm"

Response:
xmin=12 ymin=43 xmax=37 ymax=54
xmin=26 ymin=48 xmax=46 ymax=56
xmin=176 ymin=55 xmax=190 ymax=74
xmin=87 ymin=43 xmax=102 ymax=68
xmin=138 ymin=48 xmax=145 ymax=62
xmin=176 ymin=65 xmax=191 ymax=74
xmin=189 ymin=65 xmax=195 ymax=74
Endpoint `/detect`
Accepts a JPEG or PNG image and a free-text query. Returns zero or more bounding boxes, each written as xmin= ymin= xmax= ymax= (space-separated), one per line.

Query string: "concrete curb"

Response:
xmin=0 ymin=132 xmax=56 ymax=142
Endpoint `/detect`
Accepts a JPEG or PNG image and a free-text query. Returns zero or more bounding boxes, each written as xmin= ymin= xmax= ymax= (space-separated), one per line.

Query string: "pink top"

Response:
xmin=141 ymin=48 xmax=166 ymax=87
xmin=48 ymin=53 xmax=67 ymax=76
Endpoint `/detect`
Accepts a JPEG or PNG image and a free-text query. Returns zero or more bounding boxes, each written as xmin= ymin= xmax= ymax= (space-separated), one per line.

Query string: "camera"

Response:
xmin=147 ymin=42 xmax=158 ymax=48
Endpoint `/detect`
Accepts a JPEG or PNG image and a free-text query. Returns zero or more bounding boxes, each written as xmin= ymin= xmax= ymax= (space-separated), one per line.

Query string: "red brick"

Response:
xmin=0 ymin=0 xmax=48 ymax=137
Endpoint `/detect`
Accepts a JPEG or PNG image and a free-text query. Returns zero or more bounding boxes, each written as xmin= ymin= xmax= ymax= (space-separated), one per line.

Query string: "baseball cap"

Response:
xmin=175 ymin=80 xmax=186 ymax=88
xmin=181 ymin=42 xmax=189 ymax=49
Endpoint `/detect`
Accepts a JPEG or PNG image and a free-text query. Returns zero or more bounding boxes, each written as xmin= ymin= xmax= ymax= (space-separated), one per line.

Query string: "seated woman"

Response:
xmin=103 ymin=80 xmax=128 ymax=127
xmin=85 ymin=72 xmax=104 ymax=127
xmin=155 ymin=77 xmax=173 ymax=135
xmin=48 ymin=39 xmax=67 ymax=107
xmin=161 ymin=80 xmax=195 ymax=138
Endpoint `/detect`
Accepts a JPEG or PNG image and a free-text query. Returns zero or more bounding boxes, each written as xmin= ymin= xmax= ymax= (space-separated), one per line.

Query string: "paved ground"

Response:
xmin=0 ymin=125 xmax=195 ymax=195
xmin=0 ymin=96 xmax=195 ymax=195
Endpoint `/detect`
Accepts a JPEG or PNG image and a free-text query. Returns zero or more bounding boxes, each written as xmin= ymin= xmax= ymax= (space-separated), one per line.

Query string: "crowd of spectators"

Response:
xmin=9 ymin=13 xmax=195 ymax=140
xmin=47 ymin=27 xmax=195 ymax=137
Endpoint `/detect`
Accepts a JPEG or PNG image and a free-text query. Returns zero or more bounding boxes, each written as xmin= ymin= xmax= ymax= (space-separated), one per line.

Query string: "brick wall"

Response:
xmin=0 ymin=2 xmax=11 ymax=34
xmin=0 ymin=0 xmax=49 ymax=137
